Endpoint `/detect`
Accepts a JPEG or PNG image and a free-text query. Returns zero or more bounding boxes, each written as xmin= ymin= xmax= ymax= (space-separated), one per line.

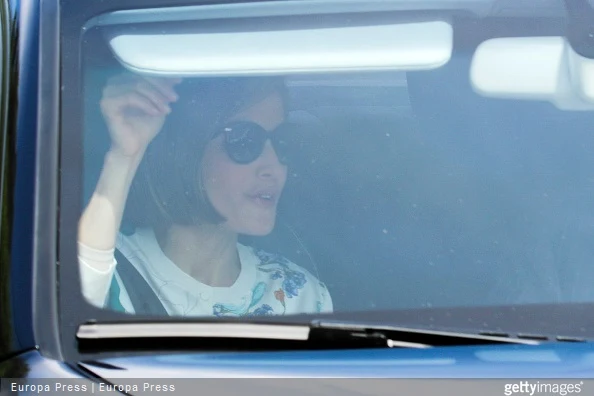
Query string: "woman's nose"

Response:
xmin=256 ymin=140 xmax=285 ymax=179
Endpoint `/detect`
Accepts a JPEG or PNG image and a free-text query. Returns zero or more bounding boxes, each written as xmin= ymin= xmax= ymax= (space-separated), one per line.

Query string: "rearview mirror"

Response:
xmin=470 ymin=36 xmax=594 ymax=110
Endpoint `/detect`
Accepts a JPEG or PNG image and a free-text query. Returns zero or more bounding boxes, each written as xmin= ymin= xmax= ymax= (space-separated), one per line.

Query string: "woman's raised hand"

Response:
xmin=100 ymin=73 xmax=182 ymax=158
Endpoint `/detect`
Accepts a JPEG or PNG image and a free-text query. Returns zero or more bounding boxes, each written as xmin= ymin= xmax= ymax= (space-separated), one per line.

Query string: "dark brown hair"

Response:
xmin=122 ymin=76 xmax=287 ymax=233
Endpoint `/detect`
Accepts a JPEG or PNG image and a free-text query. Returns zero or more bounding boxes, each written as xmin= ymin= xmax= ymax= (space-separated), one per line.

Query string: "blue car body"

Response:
xmin=3 ymin=343 xmax=594 ymax=379
xmin=2 ymin=0 xmax=594 ymax=392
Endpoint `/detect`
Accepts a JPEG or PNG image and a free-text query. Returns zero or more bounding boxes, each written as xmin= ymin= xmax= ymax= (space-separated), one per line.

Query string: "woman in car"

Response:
xmin=77 ymin=73 xmax=333 ymax=317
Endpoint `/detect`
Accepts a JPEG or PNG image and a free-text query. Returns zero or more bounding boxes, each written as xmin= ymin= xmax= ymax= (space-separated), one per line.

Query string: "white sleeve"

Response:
xmin=318 ymin=282 xmax=334 ymax=313
xmin=77 ymin=242 xmax=117 ymax=308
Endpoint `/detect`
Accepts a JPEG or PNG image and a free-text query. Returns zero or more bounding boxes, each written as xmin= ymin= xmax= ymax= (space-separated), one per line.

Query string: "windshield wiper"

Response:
xmin=76 ymin=319 xmax=540 ymax=354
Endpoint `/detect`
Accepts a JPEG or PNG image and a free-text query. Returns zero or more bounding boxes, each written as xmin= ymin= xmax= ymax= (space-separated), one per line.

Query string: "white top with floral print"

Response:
xmin=78 ymin=227 xmax=333 ymax=317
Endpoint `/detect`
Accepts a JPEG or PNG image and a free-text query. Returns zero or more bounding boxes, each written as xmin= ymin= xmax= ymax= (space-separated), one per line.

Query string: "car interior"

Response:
xmin=80 ymin=15 xmax=594 ymax=315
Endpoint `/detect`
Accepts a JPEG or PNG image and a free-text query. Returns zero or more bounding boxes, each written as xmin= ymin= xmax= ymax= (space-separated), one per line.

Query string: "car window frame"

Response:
xmin=0 ymin=0 xmax=14 ymax=361
xmin=57 ymin=0 xmax=594 ymax=364
xmin=32 ymin=0 xmax=63 ymax=361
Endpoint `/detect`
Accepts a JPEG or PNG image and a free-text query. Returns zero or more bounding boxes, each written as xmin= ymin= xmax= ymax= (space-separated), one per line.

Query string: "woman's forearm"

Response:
xmin=78 ymin=149 xmax=144 ymax=266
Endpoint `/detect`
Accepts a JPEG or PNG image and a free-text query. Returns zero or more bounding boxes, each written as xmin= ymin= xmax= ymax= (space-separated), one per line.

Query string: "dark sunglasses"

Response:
xmin=213 ymin=121 xmax=300 ymax=165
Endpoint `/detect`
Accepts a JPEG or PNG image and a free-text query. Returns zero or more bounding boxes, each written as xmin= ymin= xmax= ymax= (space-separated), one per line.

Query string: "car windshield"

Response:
xmin=61 ymin=0 xmax=594 ymax=328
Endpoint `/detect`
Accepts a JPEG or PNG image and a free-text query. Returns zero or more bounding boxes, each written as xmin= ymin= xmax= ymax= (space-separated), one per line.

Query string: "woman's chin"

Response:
xmin=244 ymin=223 xmax=275 ymax=236
xmin=225 ymin=208 xmax=278 ymax=236
xmin=236 ymin=218 xmax=276 ymax=236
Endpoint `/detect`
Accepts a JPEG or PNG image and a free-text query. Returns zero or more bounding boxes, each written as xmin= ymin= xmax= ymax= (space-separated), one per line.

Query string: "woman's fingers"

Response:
xmin=135 ymin=81 xmax=172 ymax=114
xmin=102 ymin=74 xmax=180 ymax=115
xmin=101 ymin=91 xmax=164 ymax=118
xmin=145 ymin=76 xmax=182 ymax=102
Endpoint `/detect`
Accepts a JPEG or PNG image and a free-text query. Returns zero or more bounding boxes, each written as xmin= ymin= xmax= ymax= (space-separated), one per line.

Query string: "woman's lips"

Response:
xmin=246 ymin=190 xmax=278 ymax=208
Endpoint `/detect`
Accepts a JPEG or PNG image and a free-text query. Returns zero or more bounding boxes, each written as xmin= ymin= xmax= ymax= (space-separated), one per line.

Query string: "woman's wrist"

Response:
xmin=97 ymin=147 xmax=145 ymax=197
xmin=105 ymin=146 xmax=146 ymax=166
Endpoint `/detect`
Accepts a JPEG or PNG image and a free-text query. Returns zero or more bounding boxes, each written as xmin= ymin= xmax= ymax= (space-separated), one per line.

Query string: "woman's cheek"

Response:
xmin=203 ymin=157 xmax=250 ymax=213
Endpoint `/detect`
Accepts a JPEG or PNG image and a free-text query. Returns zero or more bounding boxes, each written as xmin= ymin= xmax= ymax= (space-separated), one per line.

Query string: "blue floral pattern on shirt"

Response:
xmin=212 ymin=281 xmax=267 ymax=317
xmin=251 ymin=304 xmax=274 ymax=316
xmin=210 ymin=248 xmax=314 ymax=317
xmin=254 ymin=249 xmax=307 ymax=299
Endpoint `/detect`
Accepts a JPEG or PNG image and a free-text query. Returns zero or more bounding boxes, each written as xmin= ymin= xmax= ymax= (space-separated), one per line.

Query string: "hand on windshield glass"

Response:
xmin=100 ymin=73 xmax=182 ymax=158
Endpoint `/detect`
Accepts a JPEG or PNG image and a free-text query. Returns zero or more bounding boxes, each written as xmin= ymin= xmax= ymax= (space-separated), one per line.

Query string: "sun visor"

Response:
xmin=105 ymin=22 xmax=452 ymax=77
xmin=96 ymin=2 xmax=453 ymax=77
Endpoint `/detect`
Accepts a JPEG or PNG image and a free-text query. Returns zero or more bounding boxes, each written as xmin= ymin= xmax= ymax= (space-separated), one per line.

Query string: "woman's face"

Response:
xmin=201 ymin=91 xmax=288 ymax=236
